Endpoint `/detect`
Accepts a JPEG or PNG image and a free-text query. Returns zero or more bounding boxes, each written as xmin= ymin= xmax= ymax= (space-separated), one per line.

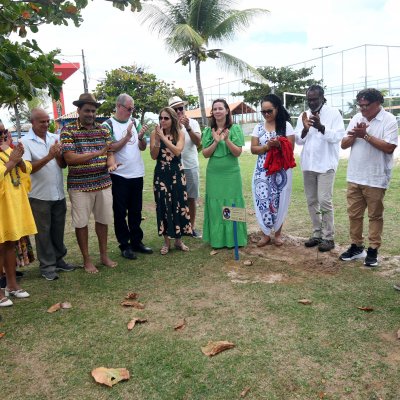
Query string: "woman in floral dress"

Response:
xmin=250 ymin=94 xmax=295 ymax=247
xmin=150 ymin=107 xmax=192 ymax=255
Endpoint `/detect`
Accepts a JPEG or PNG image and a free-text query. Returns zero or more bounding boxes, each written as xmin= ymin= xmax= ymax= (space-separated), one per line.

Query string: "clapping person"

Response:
xmin=150 ymin=107 xmax=192 ymax=255
xmin=202 ymin=99 xmax=247 ymax=248
xmin=250 ymin=94 xmax=295 ymax=247
xmin=0 ymin=124 xmax=37 ymax=306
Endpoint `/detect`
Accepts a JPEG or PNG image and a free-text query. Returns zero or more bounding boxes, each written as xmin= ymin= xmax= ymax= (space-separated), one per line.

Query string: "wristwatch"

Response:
xmin=364 ymin=134 xmax=371 ymax=142
xmin=186 ymin=126 xmax=192 ymax=132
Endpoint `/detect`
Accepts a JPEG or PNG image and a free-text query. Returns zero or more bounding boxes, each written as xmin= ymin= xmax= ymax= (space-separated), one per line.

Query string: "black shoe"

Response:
xmin=364 ymin=247 xmax=378 ymax=267
xmin=42 ymin=271 xmax=59 ymax=281
xmin=339 ymin=244 xmax=366 ymax=261
xmin=318 ymin=239 xmax=335 ymax=252
xmin=121 ymin=248 xmax=137 ymax=260
xmin=0 ymin=276 xmax=6 ymax=289
xmin=56 ymin=263 xmax=76 ymax=272
xmin=304 ymin=237 xmax=322 ymax=248
xmin=132 ymin=242 xmax=153 ymax=254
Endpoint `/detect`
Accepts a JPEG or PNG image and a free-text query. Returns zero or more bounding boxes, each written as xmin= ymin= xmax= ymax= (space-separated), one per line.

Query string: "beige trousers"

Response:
xmin=346 ymin=182 xmax=386 ymax=249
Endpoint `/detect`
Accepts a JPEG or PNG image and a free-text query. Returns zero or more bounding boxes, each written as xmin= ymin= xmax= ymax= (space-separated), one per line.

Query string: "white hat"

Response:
xmin=168 ymin=96 xmax=188 ymax=108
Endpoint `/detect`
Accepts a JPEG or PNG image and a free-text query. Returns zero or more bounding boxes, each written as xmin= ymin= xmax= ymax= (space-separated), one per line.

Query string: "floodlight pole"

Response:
xmin=313 ymin=45 xmax=332 ymax=85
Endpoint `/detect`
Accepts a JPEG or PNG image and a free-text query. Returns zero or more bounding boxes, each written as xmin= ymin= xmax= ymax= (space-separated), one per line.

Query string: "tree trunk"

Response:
xmin=13 ymin=103 xmax=22 ymax=138
xmin=195 ymin=60 xmax=207 ymax=127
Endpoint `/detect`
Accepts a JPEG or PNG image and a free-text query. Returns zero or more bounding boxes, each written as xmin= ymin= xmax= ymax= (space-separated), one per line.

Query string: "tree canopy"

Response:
xmin=140 ymin=0 xmax=269 ymax=126
xmin=94 ymin=65 xmax=193 ymax=124
xmin=233 ymin=66 xmax=320 ymax=112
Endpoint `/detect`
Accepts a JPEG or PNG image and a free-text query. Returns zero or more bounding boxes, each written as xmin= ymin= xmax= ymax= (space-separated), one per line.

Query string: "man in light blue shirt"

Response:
xmin=22 ymin=108 xmax=75 ymax=281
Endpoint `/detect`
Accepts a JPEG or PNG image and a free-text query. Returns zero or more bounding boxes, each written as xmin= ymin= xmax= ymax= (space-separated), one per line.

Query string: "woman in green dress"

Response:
xmin=150 ymin=107 xmax=192 ymax=255
xmin=202 ymin=99 xmax=247 ymax=248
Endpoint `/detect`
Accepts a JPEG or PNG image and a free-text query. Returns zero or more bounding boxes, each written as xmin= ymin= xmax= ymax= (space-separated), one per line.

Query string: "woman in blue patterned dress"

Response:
xmin=251 ymin=94 xmax=295 ymax=247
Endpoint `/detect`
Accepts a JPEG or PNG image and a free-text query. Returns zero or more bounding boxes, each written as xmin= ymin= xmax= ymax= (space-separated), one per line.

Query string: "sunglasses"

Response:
xmin=159 ymin=116 xmax=170 ymax=121
xmin=173 ymin=106 xmax=184 ymax=112
xmin=0 ymin=129 xmax=9 ymax=135
xmin=120 ymin=104 xmax=135 ymax=113
xmin=261 ymin=109 xmax=275 ymax=116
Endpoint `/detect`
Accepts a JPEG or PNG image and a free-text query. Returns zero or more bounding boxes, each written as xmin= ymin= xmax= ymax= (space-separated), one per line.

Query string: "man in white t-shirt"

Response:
xmin=168 ymin=96 xmax=202 ymax=238
xmin=295 ymin=85 xmax=345 ymax=252
xmin=103 ymin=94 xmax=152 ymax=260
xmin=340 ymin=88 xmax=398 ymax=267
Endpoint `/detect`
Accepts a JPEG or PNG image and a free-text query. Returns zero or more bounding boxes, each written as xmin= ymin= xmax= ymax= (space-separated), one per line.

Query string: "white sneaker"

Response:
xmin=5 ymin=288 xmax=30 ymax=298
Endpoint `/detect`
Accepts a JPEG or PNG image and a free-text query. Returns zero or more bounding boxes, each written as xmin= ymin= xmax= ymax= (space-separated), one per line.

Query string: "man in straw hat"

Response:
xmin=168 ymin=96 xmax=202 ymax=238
xmin=61 ymin=93 xmax=119 ymax=274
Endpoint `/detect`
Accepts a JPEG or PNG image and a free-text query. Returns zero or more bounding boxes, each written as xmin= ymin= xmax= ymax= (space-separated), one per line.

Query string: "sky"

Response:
xmin=1 ymin=0 xmax=400 ymax=124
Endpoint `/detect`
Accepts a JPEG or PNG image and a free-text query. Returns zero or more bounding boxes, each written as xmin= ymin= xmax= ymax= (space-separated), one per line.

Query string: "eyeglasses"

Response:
xmin=119 ymin=104 xmax=135 ymax=113
xmin=357 ymin=102 xmax=371 ymax=110
xmin=261 ymin=109 xmax=275 ymax=116
xmin=159 ymin=116 xmax=170 ymax=121
xmin=173 ymin=106 xmax=184 ymax=112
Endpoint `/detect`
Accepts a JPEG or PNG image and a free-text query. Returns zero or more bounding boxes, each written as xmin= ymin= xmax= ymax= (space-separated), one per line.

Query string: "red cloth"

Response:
xmin=263 ymin=136 xmax=296 ymax=175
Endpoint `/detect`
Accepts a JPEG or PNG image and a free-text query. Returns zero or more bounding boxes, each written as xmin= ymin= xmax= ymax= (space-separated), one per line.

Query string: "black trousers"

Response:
xmin=111 ymin=174 xmax=144 ymax=251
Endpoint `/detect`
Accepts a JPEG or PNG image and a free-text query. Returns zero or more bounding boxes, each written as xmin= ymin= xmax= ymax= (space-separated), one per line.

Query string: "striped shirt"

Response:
xmin=61 ymin=119 xmax=112 ymax=191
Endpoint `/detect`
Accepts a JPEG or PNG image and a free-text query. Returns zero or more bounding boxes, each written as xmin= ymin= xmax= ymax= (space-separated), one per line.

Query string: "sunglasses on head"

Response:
xmin=159 ymin=116 xmax=170 ymax=121
xmin=261 ymin=109 xmax=275 ymax=116
xmin=173 ymin=106 xmax=184 ymax=112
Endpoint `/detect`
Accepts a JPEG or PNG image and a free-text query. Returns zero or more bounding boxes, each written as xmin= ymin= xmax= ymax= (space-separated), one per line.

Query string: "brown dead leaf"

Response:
xmin=210 ymin=250 xmax=218 ymax=256
xmin=397 ymin=329 xmax=400 ymax=340
xmin=243 ymin=260 xmax=253 ymax=266
xmin=21 ymin=10 xmax=31 ymax=19
xmin=240 ymin=386 xmax=251 ymax=398
xmin=357 ymin=306 xmax=374 ymax=312
xmin=125 ymin=292 xmax=139 ymax=300
xmin=298 ymin=299 xmax=312 ymax=305
xmin=201 ymin=341 xmax=235 ymax=356
xmin=127 ymin=318 xmax=147 ymax=330
xmin=120 ymin=300 xmax=145 ymax=309
xmin=319 ymin=392 xmax=326 ymax=399
xmin=47 ymin=303 xmax=61 ymax=313
xmin=174 ymin=319 xmax=186 ymax=331
xmin=0 ymin=332 xmax=5 ymax=339
xmin=91 ymin=367 xmax=130 ymax=387
xmin=60 ymin=302 xmax=72 ymax=309
xmin=65 ymin=5 xmax=78 ymax=14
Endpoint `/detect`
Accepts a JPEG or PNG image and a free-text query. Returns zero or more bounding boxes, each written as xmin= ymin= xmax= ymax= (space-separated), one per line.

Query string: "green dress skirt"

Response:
xmin=202 ymin=124 xmax=247 ymax=248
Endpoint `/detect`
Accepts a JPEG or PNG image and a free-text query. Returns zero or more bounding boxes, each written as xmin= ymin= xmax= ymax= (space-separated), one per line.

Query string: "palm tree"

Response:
xmin=140 ymin=0 xmax=269 ymax=126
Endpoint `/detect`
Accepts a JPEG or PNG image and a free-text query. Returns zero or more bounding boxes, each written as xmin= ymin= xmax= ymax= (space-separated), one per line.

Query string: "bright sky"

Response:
xmin=1 ymin=0 xmax=400 ymax=124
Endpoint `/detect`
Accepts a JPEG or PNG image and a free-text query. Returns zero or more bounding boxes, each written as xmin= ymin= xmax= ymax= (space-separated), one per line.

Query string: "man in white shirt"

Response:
xmin=103 ymin=94 xmax=152 ymax=260
xmin=22 ymin=108 xmax=75 ymax=281
xmin=340 ymin=88 xmax=398 ymax=267
xmin=295 ymin=85 xmax=345 ymax=252
xmin=168 ymin=96 xmax=202 ymax=238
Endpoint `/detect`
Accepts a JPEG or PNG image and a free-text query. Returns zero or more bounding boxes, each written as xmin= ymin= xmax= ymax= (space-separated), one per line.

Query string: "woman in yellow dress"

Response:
xmin=0 ymin=124 xmax=37 ymax=306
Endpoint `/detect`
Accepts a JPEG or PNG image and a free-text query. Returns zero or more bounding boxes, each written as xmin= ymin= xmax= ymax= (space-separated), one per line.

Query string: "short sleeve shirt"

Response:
xmin=181 ymin=118 xmax=200 ymax=170
xmin=61 ymin=120 xmax=112 ymax=191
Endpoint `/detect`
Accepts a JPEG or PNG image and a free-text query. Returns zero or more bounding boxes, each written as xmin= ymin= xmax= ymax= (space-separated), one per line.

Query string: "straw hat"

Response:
xmin=168 ymin=96 xmax=188 ymax=108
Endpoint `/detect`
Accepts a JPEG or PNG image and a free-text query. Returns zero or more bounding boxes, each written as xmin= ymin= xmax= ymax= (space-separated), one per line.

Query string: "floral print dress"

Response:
xmin=153 ymin=134 xmax=192 ymax=238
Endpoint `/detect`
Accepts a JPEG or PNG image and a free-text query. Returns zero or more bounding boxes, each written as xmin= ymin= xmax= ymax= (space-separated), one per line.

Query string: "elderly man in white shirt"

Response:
xmin=22 ymin=108 xmax=75 ymax=281
xmin=340 ymin=88 xmax=398 ymax=267
xmin=295 ymin=85 xmax=345 ymax=252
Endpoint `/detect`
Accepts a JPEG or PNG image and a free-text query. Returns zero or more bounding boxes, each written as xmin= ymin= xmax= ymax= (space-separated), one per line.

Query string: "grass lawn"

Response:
xmin=1 ymin=149 xmax=400 ymax=400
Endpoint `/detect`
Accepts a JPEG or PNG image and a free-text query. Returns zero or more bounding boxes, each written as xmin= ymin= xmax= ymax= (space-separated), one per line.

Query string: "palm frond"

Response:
xmin=167 ymin=24 xmax=205 ymax=52
xmin=216 ymin=52 xmax=268 ymax=84
xmin=211 ymin=9 xmax=269 ymax=42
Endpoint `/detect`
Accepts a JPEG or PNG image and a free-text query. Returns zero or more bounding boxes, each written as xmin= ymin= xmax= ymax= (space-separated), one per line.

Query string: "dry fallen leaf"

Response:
xmin=201 ymin=341 xmax=235 ymax=357
xmin=298 ymin=299 xmax=312 ymax=305
xmin=125 ymin=292 xmax=139 ymax=300
xmin=60 ymin=302 xmax=72 ymax=309
xmin=174 ymin=319 xmax=186 ymax=331
xmin=127 ymin=318 xmax=147 ymax=330
xmin=210 ymin=250 xmax=218 ymax=256
xmin=0 ymin=332 xmax=5 ymax=339
xmin=319 ymin=392 xmax=326 ymax=399
xmin=47 ymin=303 xmax=61 ymax=313
xmin=120 ymin=301 xmax=145 ymax=309
xmin=243 ymin=260 xmax=253 ymax=266
xmin=240 ymin=387 xmax=251 ymax=398
xmin=91 ymin=367 xmax=130 ymax=387
xmin=357 ymin=306 xmax=374 ymax=312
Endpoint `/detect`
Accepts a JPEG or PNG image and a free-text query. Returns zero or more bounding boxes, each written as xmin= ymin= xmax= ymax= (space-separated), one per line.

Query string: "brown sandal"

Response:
xmin=256 ymin=235 xmax=271 ymax=247
xmin=160 ymin=245 xmax=170 ymax=255
xmin=174 ymin=241 xmax=189 ymax=251
xmin=274 ymin=236 xmax=283 ymax=246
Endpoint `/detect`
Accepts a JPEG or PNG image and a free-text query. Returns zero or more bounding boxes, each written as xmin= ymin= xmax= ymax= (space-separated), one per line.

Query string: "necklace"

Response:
xmin=0 ymin=150 xmax=21 ymax=186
